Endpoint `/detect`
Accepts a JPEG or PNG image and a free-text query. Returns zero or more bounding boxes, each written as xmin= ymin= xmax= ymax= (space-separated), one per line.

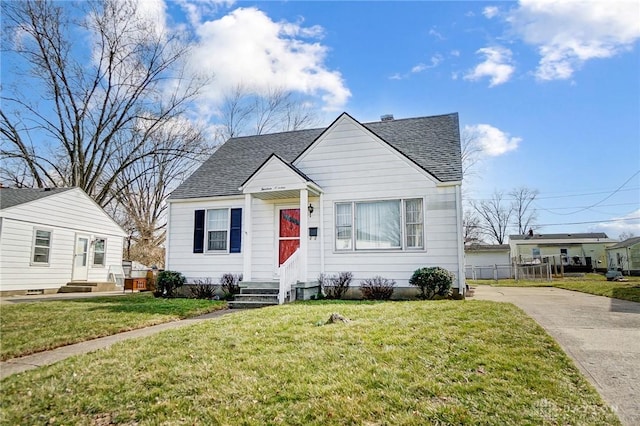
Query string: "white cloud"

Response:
xmin=450 ymin=50 xmax=461 ymax=57
xmin=463 ymin=124 xmax=521 ymax=156
xmin=429 ymin=28 xmax=445 ymax=40
xmin=507 ymin=0 xmax=640 ymax=81
xmin=412 ymin=55 xmax=443 ymax=73
xmin=592 ymin=209 xmax=640 ymax=236
xmin=390 ymin=54 xmax=443 ymax=80
xmin=175 ymin=0 xmax=236 ymax=26
xmin=189 ymin=7 xmax=350 ymax=111
xmin=464 ymin=46 xmax=515 ymax=87
xmin=483 ymin=6 xmax=500 ymax=19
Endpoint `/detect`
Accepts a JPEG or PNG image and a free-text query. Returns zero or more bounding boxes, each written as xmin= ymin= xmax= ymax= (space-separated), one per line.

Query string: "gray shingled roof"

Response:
xmin=465 ymin=243 xmax=511 ymax=252
xmin=0 ymin=187 xmax=75 ymax=210
xmin=170 ymin=112 xmax=462 ymax=200
xmin=510 ymin=233 xmax=610 ymax=241
xmin=607 ymin=236 xmax=640 ymax=249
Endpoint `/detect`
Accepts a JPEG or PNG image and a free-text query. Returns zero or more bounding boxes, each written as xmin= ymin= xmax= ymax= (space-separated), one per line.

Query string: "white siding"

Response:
xmin=0 ymin=188 xmax=125 ymax=292
xmin=166 ymin=197 xmax=245 ymax=282
xmin=242 ymin=157 xmax=306 ymax=194
xmin=465 ymin=251 xmax=511 ymax=267
xmin=167 ymin=195 xmax=323 ymax=283
xmin=295 ymin=116 xmax=461 ymax=287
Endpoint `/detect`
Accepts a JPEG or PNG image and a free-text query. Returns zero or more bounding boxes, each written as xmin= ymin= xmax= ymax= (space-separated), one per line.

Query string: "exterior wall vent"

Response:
xmin=380 ymin=114 xmax=394 ymax=121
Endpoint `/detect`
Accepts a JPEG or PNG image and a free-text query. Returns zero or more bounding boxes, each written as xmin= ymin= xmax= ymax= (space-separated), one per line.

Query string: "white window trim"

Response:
xmin=404 ymin=198 xmax=425 ymax=250
xmin=92 ymin=237 xmax=107 ymax=267
xmin=31 ymin=227 xmax=53 ymax=266
xmin=333 ymin=198 xmax=425 ymax=252
xmin=205 ymin=208 xmax=231 ymax=254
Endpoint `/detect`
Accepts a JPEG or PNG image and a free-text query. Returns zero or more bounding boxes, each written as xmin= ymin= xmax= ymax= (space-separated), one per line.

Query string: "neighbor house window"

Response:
xmin=207 ymin=208 xmax=229 ymax=251
xmin=335 ymin=198 xmax=424 ymax=251
xmin=532 ymin=248 xmax=541 ymax=259
xmin=93 ymin=238 xmax=106 ymax=266
xmin=32 ymin=229 xmax=52 ymax=264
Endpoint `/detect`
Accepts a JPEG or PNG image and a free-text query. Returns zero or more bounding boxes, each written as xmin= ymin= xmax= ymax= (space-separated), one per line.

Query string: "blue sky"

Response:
xmin=5 ymin=0 xmax=640 ymax=239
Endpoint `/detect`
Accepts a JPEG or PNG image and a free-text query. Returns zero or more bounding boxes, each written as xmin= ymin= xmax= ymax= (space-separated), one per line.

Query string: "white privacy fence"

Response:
xmin=465 ymin=264 xmax=514 ymax=280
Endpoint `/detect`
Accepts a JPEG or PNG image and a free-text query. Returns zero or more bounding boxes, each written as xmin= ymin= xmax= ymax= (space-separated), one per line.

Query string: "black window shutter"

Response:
xmin=193 ymin=210 xmax=205 ymax=253
xmin=230 ymin=208 xmax=242 ymax=253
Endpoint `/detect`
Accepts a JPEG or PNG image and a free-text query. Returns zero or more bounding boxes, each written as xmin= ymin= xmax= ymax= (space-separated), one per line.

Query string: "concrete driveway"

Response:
xmin=472 ymin=286 xmax=640 ymax=426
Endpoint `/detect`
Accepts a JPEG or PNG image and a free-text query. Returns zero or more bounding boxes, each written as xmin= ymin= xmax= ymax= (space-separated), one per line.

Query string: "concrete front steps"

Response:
xmin=58 ymin=282 xmax=118 ymax=293
xmin=228 ymin=281 xmax=280 ymax=309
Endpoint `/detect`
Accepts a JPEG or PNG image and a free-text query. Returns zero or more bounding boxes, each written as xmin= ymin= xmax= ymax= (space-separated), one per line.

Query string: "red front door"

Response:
xmin=279 ymin=208 xmax=300 ymax=265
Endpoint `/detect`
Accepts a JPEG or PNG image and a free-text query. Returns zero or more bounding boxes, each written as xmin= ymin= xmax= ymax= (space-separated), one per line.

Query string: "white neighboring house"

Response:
xmin=166 ymin=112 xmax=465 ymax=300
xmin=606 ymin=237 xmax=640 ymax=275
xmin=464 ymin=244 xmax=512 ymax=280
xmin=0 ymin=187 xmax=126 ymax=295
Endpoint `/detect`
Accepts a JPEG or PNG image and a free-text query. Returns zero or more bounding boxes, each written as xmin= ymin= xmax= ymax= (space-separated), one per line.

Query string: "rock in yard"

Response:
xmin=326 ymin=312 xmax=350 ymax=324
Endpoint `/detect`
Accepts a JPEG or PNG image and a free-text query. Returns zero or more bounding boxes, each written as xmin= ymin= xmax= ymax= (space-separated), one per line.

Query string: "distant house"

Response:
xmin=165 ymin=112 xmax=465 ymax=301
xmin=0 ymin=187 xmax=126 ymax=296
xmin=464 ymin=244 xmax=512 ymax=279
xmin=509 ymin=232 xmax=616 ymax=272
xmin=606 ymin=237 xmax=640 ymax=275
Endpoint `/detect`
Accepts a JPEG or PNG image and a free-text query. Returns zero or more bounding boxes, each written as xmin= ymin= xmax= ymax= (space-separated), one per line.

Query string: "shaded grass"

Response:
xmin=0 ymin=301 xmax=619 ymax=425
xmin=0 ymin=293 xmax=226 ymax=360
xmin=470 ymin=274 xmax=640 ymax=303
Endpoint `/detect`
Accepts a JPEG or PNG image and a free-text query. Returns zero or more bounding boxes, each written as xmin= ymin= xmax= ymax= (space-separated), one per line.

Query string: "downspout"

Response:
xmin=455 ymin=184 xmax=465 ymax=296
xmin=319 ymin=192 xmax=325 ymax=275
xmin=243 ymin=194 xmax=253 ymax=281
xmin=164 ymin=202 xmax=171 ymax=270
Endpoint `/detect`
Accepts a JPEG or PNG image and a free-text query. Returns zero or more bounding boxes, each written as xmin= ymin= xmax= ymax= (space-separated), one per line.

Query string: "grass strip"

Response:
xmin=0 ymin=293 xmax=226 ymax=361
xmin=0 ymin=301 xmax=619 ymax=425
xmin=470 ymin=274 xmax=640 ymax=303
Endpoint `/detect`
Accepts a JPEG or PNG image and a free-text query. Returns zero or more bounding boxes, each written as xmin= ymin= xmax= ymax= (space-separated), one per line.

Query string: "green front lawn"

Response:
xmin=470 ymin=274 xmax=640 ymax=303
xmin=0 ymin=301 xmax=619 ymax=425
xmin=0 ymin=293 xmax=226 ymax=361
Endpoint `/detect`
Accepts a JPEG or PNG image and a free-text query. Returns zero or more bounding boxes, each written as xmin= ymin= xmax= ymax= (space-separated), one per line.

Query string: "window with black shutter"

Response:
xmin=193 ymin=210 xmax=205 ymax=253
xmin=230 ymin=208 xmax=242 ymax=253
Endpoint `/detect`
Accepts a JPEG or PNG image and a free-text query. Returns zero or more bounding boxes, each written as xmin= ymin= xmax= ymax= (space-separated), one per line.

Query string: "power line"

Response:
xmin=533 ymin=170 xmax=640 ymax=216
xmin=536 ymin=202 xmax=639 ymax=211
xmin=464 ymin=186 xmax=639 ymax=202
xmin=536 ymin=217 xmax=640 ymax=227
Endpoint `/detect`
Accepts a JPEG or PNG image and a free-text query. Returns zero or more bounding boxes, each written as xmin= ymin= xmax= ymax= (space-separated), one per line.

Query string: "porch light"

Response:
xmin=308 ymin=203 xmax=314 ymax=216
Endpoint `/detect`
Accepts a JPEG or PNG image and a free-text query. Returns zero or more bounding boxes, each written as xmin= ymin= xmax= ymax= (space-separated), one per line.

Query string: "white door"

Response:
xmin=72 ymin=235 xmax=89 ymax=281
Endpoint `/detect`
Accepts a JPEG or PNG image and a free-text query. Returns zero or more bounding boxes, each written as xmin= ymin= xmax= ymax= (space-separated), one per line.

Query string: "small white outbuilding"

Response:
xmin=0 ymin=187 xmax=126 ymax=296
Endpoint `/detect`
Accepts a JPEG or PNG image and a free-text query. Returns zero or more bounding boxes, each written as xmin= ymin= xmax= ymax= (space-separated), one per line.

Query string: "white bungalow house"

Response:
xmin=0 ymin=187 xmax=126 ymax=296
xmin=606 ymin=237 xmax=640 ymax=275
xmin=166 ymin=112 xmax=465 ymax=303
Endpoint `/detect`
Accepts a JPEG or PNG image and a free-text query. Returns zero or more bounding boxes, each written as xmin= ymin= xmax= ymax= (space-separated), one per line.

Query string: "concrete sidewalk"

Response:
xmin=0 ymin=309 xmax=239 ymax=380
xmin=471 ymin=286 xmax=640 ymax=426
xmin=0 ymin=290 xmax=129 ymax=304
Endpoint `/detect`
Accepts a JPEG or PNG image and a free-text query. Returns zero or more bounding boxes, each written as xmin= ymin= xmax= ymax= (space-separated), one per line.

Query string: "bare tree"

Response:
xmin=109 ymin=119 xmax=209 ymax=267
xmin=460 ymin=127 xmax=483 ymax=180
xmin=215 ymin=84 xmax=319 ymax=143
xmin=462 ymin=210 xmax=483 ymax=244
xmin=472 ymin=191 xmax=513 ymax=244
xmin=0 ymin=0 xmax=209 ymax=206
xmin=510 ymin=186 xmax=539 ymax=235
xmin=618 ymin=231 xmax=635 ymax=241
